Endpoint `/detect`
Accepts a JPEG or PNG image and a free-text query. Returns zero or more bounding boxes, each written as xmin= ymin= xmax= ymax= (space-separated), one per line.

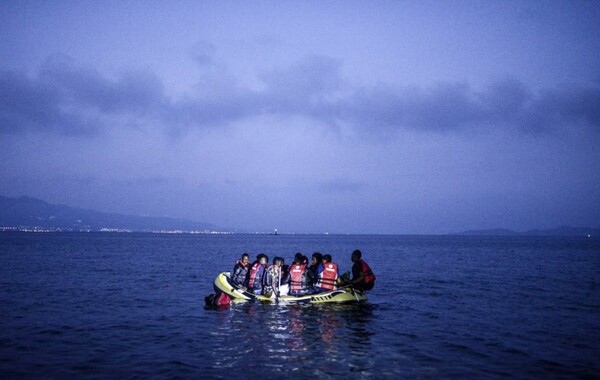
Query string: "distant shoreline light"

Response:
xmin=0 ymin=226 xmax=233 ymax=234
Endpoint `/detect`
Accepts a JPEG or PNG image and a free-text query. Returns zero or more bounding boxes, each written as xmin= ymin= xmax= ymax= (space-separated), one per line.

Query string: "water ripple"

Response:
xmin=1 ymin=233 xmax=599 ymax=378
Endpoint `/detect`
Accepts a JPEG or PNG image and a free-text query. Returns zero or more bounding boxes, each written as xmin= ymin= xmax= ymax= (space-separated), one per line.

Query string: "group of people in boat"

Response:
xmin=231 ymin=249 xmax=376 ymax=297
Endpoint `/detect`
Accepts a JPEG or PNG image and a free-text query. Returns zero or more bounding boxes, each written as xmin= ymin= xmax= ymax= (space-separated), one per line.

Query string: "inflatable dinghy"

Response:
xmin=213 ymin=272 xmax=368 ymax=304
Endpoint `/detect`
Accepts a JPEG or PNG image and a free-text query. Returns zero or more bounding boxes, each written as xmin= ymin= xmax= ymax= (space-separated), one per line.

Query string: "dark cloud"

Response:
xmin=39 ymin=56 xmax=166 ymax=116
xmin=0 ymin=55 xmax=236 ymax=135
xmin=1 ymin=55 xmax=598 ymax=138
xmin=343 ymin=82 xmax=487 ymax=133
xmin=479 ymin=79 xmax=531 ymax=123
xmin=342 ymin=79 xmax=600 ymax=136
xmin=0 ymin=56 xmax=166 ymax=135
xmin=534 ymin=85 xmax=600 ymax=131
xmin=0 ymin=68 xmax=98 ymax=135
xmin=483 ymin=81 xmax=600 ymax=134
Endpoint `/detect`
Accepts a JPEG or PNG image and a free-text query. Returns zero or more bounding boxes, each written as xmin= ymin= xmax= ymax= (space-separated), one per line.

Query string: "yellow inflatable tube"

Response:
xmin=213 ymin=272 xmax=368 ymax=304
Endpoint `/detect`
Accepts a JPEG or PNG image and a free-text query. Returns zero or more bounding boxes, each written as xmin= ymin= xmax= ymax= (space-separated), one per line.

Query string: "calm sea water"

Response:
xmin=1 ymin=232 xmax=598 ymax=378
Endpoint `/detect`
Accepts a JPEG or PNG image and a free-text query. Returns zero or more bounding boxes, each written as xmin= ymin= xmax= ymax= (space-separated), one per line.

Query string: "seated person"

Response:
xmin=247 ymin=254 xmax=268 ymax=295
xmin=314 ymin=254 xmax=339 ymax=292
xmin=264 ymin=256 xmax=285 ymax=297
xmin=231 ymin=252 xmax=250 ymax=286
xmin=348 ymin=249 xmax=376 ymax=291
xmin=288 ymin=255 xmax=314 ymax=296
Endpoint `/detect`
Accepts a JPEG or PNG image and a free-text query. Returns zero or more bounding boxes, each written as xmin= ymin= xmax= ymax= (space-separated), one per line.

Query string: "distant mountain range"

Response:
xmin=452 ymin=226 xmax=599 ymax=237
xmin=1 ymin=195 xmax=597 ymax=236
xmin=0 ymin=196 xmax=226 ymax=233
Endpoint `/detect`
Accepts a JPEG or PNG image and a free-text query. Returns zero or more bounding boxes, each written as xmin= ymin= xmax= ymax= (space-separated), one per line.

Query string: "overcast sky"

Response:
xmin=1 ymin=1 xmax=599 ymax=234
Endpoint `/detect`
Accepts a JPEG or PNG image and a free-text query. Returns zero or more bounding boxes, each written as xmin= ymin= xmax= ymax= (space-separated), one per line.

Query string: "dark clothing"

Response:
xmin=307 ymin=264 xmax=318 ymax=286
xmin=352 ymin=259 xmax=375 ymax=291
xmin=355 ymin=280 xmax=374 ymax=291
xmin=247 ymin=261 xmax=267 ymax=295
xmin=280 ymin=264 xmax=290 ymax=285
xmin=351 ymin=261 xmax=362 ymax=282
xmin=231 ymin=260 xmax=249 ymax=286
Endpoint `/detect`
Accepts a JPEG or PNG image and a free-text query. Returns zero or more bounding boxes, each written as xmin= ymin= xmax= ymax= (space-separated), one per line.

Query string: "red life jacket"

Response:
xmin=358 ymin=259 xmax=375 ymax=284
xmin=248 ymin=262 xmax=263 ymax=289
xmin=318 ymin=262 xmax=338 ymax=290
xmin=215 ymin=292 xmax=230 ymax=307
xmin=289 ymin=263 xmax=306 ymax=291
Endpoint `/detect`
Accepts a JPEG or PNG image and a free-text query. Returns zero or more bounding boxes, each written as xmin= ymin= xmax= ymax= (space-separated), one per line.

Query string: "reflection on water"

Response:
xmin=208 ymin=301 xmax=377 ymax=376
